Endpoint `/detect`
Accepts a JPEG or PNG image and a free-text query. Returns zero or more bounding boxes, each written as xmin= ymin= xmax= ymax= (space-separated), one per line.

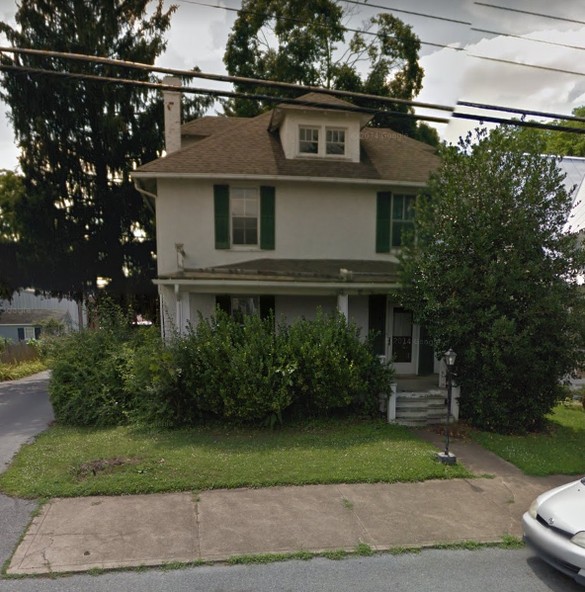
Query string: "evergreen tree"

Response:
xmin=0 ymin=1 xmax=194 ymax=313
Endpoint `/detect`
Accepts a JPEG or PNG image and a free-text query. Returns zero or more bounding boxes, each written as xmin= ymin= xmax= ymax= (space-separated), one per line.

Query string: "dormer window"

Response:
xmin=297 ymin=125 xmax=347 ymax=158
xmin=326 ymin=128 xmax=345 ymax=155
xmin=299 ymin=126 xmax=319 ymax=154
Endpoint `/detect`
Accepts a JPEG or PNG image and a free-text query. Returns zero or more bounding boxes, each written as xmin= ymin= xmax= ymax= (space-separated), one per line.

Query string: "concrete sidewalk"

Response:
xmin=6 ymin=431 xmax=573 ymax=576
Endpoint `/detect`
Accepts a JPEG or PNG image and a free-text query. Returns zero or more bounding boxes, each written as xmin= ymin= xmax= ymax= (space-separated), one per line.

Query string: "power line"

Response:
xmin=1 ymin=60 xmax=585 ymax=135
xmin=178 ymin=0 xmax=465 ymax=52
xmin=467 ymin=54 xmax=585 ymax=78
xmin=457 ymin=101 xmax=585 ymax=125
xmin=0 ymin=63 xmax=451 ymax=125
xmin=474 ymin=2 xmax=585 ymax=27
xmin=181 ymin=1 xmax=585 ymax=80
xmin=3 ymin=46 xmax=585 ymax=130
xmin=339 ymin=0 xmax=471 ymax=26
xmin=0 ymin=45 xmax=455 ymax=113
xmin=452 ymin=111 xmax=585 ymax=134
xmin=471 ymin=27 xmax=585 ymax=52
xmin=6 ymin=45 xmax=585 ymax=127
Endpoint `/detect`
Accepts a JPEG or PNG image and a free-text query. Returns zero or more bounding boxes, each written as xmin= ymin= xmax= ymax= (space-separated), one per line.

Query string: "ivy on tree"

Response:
xmin=223 ymin=0 xmax=435 ymax=141
xmin=0 ymin=1 xmax=210 ymax=310
xmin=399 ymin=127 xmax=585 ymax=434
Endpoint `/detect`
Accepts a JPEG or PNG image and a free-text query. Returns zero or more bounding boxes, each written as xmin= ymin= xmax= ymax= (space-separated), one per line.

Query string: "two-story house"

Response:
xmin=133 ymin=83 xmax=441 ymax=376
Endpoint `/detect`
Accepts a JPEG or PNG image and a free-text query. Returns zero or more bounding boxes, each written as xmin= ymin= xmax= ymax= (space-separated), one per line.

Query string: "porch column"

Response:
xmin=174 ymin=284 xmax=182 ymax=333
xmin=337 ymin=292 xmax=349 ymax=320
xmin=181 ymin=292 xmax=191 ymax=331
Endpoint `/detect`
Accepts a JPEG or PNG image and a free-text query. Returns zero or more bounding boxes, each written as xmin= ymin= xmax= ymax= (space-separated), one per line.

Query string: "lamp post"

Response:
xmin=438 ymin=348 xmax=457 ymax=465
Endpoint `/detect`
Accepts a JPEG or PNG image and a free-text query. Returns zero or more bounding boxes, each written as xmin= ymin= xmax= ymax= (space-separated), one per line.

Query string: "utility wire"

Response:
xmin=457 ymin=101 xmax=585 ymax=125
xmin=467 ymin=54 xmax=585 ymax=78
xmin=0 ymin=63 xmax=451 ymax=125
xmin=474 ymin=2 xmax=585 ymax=27
xmin=1 ymin=61 xmax=585 ymax=135
xmin=4 ymin=46 xmax=585 ymax=126
xmin=339 ymin=0 xmax=471 ymax=25
xmin=471 ymin=27 xmax=585 ymax=52
xmin=0 ymin=45 xmax=456 ymax=113
xmin=3 ymin=46 xmax=585 ymax=128
xmin=178 ymin=0 xmax=465 ymax=52
xmin=182 ymin=0 xmax=585 ymax=80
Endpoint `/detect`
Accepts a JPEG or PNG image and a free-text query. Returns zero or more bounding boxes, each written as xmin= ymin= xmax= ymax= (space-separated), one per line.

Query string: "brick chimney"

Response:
xmin=163 ymin=76 xmax=181 ymax=154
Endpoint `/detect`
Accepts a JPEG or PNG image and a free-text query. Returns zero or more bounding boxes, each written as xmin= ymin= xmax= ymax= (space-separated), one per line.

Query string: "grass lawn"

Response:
xmin=471 ymin=402 xmax=585 ymax=476
xmin=0 ymin=418 xmax=471 ymax=498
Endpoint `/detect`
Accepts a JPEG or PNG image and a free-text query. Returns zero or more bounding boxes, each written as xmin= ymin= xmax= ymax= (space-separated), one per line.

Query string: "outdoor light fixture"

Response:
xmin=438 ymin=348 xmax=457 ymax=465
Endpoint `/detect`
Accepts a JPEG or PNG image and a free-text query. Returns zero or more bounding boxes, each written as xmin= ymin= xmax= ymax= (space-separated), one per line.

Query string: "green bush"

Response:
xmin=51 ymin=303 xmax=394 ymax=427
xmin=48 ymin=301 xmax=135 ymax=426
xmin=284 ymin=313 xmax=384 ymax=417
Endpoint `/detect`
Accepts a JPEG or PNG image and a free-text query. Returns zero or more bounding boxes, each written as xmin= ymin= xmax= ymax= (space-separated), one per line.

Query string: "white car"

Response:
xmin=523 ymin=477 xmax=585 ymax=586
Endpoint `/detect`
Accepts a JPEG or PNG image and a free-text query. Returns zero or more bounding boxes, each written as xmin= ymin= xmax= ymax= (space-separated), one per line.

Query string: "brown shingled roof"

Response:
xmin=135 ymin=95 xmax=439 ymax=184
xmin=181 ymin=116 xmax=247 ymax=137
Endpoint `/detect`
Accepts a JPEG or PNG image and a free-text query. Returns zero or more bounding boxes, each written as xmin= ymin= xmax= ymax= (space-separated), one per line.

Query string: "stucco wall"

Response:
xmin=155 ymin=178 xmax=403 ymax=275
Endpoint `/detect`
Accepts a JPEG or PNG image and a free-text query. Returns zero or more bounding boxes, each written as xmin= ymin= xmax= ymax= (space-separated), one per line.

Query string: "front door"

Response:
xmin=389 ymin=307 xmax=418 ymax=375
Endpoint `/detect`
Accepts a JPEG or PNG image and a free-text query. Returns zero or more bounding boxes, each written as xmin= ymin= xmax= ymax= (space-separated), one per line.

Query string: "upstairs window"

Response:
xmin=231 ymin=188 xmax=258 ymax=246
xmin=326 ymin=128 xmax=345 ymax=155
xmin=299 ymin=127 xmax=319 ymax=154
xmin=376 ymin=192 xmax=416 ymax=252
xmin=214 ymin=185 xmax=275 ymax=250
xmin=298 ymin=125 xmax=347 ymax=157
xmin=391 ymin=194 xmax=415 ymax=248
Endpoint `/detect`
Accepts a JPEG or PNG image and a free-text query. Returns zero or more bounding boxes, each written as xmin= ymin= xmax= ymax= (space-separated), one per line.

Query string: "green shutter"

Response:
xmin=376 ymin=192 xmax=391 ymax=253
xmin=214 ymin=184 xmax=230 ymax=249
xmin=260 ymin=186 xmax=275 ymax=250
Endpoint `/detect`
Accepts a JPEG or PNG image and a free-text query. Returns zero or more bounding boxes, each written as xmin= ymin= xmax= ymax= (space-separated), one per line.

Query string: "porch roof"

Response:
xmin=157 ymin=258 xmax=400 ymax=285
xmin=155 ymin=259 xmax=401 ymax=295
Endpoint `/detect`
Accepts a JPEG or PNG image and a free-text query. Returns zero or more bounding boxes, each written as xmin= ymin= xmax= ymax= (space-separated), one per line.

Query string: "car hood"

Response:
xmin=537 ymin=479 xmax=585 ymax=535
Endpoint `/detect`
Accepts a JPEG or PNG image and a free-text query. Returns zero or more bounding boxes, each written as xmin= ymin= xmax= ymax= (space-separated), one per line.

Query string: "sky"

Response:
xmin=0 ymin=0 xmax=584 ymax=172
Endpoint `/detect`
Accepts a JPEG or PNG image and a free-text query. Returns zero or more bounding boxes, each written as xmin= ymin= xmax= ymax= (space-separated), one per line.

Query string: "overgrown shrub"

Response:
xmin=284 ymin=313 xmax=384 ymax=417
xmin=52 ymin=303 xmax=394 ymax=427
xmin=48 ymin=301 xmax=135 ymax=426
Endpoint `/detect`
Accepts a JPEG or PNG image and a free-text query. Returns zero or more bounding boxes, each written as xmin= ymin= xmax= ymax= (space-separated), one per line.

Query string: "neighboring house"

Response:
xmin=562 ymin=156 xmax=585 ymax=233
xmin=133 ymin=85 xmax=441 ymax=376
xmin=0 ymin=290 xmax=81 ymax=342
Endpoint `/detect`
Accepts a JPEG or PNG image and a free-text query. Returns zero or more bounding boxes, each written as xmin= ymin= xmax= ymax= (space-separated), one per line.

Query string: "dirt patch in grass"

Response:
xmin=73 ymin=457 xmax=141 ymax=480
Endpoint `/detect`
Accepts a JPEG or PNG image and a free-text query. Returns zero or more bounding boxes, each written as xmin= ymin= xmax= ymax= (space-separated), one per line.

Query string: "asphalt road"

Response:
xmin=0 ymin=548 xmax=581 ymax=592
xmin=0 ymin=371 xmax=53 ymax=569
xmin=0 ymin=370 xmax=53 ymax=472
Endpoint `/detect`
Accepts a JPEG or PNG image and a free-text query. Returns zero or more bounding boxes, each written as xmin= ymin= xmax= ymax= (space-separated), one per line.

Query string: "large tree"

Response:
xmin=0 ymin=170 xmax=23 ymax=298
xmin=223 ymin=0 xmax=428 ymax=139
xmin=399 ymin=127 xmax=585 ymax=434
xmin=544 ymin=106 xmax=585 ymax=157
xmin=0 ymin=1 xmax=190 ymax=311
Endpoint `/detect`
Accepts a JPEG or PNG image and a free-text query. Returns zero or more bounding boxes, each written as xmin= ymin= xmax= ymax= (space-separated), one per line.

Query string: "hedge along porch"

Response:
xmin=155 ymin=258 xmax=440 ymax=379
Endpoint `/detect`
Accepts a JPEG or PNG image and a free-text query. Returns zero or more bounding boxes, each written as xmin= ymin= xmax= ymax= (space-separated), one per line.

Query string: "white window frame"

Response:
xmin=299 ymin=126 xmax=320 ymax=154
xmin=24 ymin=327 xmax=35 ymax=341
xmin=297 ymin=124 xmax=348 ymax=158
xmin=325 ymin=127 xmax=346 ymax=156
xmin=390 ymin=193 xmax=416 ymax=249
xmin=230 ymin=187 xmax=259 ymax=248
